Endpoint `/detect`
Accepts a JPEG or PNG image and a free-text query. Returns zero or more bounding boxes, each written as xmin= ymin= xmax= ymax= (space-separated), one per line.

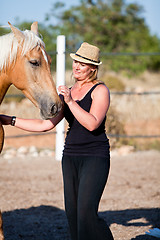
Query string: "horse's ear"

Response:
xmin=31 ymin=22 xmax=39 ymax=36
xmin=8 ymin=22 xmax=25 ymax=43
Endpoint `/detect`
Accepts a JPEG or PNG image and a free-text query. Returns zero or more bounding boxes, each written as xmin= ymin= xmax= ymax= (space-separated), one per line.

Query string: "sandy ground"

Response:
xmin=0 ymin=148 xmax=159 ymax=240
xmin=0 ymin=72 xmax=160 ymax=239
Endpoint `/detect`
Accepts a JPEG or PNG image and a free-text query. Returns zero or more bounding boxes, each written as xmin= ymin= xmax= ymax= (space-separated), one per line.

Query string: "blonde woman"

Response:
xmin=0 ymin=42 xmax=114 ymax=240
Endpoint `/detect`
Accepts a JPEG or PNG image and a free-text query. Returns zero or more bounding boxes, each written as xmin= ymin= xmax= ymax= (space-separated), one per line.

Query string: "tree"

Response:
xmin=0 ymin=26 xmax=10 ymax=36
xmin=46 ymin=0 xmax=160 ymax=73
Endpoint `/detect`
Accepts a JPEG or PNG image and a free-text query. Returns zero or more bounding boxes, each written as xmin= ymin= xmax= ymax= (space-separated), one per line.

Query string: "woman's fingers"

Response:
xmin=58 ymin=86 xmax=72 ymax=103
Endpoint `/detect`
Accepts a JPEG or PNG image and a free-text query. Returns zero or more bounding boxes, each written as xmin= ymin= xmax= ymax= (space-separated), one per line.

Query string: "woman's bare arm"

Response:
xmin=59 ymin=84 xmax=110 ymax=131
xmin=0 ymin=109 xmax=64 ymax=132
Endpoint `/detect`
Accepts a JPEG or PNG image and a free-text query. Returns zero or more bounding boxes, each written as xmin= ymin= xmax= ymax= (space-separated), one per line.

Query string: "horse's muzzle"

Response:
xmin=37 ymin=94 xmax=62 ymax=119
xmin=40 ymin=101 xmax=62 ymax=119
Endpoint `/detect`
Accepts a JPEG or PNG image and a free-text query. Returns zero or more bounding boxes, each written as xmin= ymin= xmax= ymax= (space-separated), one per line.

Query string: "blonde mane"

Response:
xmin=0 ymin=30 xmax=45 ymax=71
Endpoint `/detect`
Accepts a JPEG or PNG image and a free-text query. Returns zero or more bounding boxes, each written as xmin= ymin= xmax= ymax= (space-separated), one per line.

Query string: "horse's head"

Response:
xmin=7 ymin=22 xmax=62 ymax=119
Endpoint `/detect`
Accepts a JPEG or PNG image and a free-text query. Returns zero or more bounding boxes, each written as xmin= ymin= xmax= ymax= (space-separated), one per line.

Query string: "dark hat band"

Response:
xmin=75 ymin=53 xmax=100 ymax=64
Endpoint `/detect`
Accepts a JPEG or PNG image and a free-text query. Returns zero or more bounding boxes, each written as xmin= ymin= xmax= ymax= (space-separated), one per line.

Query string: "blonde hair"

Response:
xmin=0 ymin=30 xmax=45 ymax=71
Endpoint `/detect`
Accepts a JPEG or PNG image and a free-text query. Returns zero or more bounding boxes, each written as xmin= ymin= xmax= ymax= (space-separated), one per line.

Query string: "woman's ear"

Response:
xmin=90 ymin=65 xmax=97 ymax=72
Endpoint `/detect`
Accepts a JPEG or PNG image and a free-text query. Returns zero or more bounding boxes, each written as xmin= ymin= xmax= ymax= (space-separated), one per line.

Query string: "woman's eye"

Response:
xmin=29 ymin=60 xmax=40 ymax=67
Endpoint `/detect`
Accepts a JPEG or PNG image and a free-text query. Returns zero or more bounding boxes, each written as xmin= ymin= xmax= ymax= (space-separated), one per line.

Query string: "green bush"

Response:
xmin=102 ymin=74 xmax=125 ymax=91
xmin=4 ymin=86 xmax=25 ymax=103
xmin=106 ymin=106 xmax=126 ymax=148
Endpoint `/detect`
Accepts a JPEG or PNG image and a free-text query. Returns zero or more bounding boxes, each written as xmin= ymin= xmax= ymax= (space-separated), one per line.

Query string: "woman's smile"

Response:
xmin=72 ymin=60 xmax=94 ymax=81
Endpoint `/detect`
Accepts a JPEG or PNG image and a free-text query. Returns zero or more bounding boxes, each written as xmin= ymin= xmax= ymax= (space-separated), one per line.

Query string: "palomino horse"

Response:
xmin=0 ymin=22 xmax=62 ymax=239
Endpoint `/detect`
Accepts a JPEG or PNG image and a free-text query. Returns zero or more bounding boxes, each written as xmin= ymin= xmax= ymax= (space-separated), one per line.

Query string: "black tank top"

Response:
xmin=63 ymin=83 xmax=110 ymax=157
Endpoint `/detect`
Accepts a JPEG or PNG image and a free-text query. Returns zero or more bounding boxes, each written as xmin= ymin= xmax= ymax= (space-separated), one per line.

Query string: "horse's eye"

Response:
xmin=29 ymin=60 xmax=40 ymax=67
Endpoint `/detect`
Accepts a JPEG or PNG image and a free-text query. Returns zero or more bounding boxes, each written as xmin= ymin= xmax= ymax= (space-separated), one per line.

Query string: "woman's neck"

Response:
xmin=74 ymin=80 xmax=93 ymax=90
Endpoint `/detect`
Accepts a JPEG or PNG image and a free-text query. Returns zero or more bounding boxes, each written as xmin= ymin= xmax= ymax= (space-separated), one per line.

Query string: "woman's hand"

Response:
xmin=58 ymin=85 xmax=73 ymax=104
xmin=0 ymin=115 xmax=12 ymax=125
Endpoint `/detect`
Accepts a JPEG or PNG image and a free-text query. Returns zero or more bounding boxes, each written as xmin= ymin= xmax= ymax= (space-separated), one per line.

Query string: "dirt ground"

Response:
xmin=0 ymin=71 xmax=160 ymax=239
xmin=0 ymin=133 xmax=159 ymax=240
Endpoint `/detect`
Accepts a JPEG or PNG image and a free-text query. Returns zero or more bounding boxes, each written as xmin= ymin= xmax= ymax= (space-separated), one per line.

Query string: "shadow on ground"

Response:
xmin=2 ymin=206 xmax=160 ymax=240
xmin=101 ymin=207 xmax=160 ymax=240
xmin=3 ymin=205 xmax=69 ymax=240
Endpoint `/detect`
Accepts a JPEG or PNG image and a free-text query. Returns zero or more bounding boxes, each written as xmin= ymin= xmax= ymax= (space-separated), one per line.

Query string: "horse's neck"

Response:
xmin=0 ymin=73 xmax=11 ymax=104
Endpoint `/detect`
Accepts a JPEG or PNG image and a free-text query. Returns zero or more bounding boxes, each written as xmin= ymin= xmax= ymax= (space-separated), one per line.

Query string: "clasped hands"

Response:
xmin=58 ymin=85 xmax=73 ymax=104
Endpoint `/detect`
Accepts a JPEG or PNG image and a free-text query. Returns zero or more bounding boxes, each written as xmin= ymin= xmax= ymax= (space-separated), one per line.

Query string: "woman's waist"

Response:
xmin=64 ymin=138 xmax=110 ymax=152
xmin=63 ymin=140 xmax=110 ymax=157
xmin=66 ymin=128 xmax=107 ymax=143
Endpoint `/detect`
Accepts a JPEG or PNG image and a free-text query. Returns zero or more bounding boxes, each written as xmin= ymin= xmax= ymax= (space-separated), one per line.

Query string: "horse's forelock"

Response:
xmin=21 ymin=30 xmax=45 ymax=56
xmin=0 ymin=30 xmax=45 ymax=71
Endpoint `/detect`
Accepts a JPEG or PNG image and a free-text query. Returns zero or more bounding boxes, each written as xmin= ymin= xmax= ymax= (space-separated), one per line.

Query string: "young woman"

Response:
xmin=0 ymin=42 xmax=114 ymax=240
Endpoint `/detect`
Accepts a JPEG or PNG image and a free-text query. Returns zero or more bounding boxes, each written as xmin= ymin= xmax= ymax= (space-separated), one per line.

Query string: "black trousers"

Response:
xmin=62 ymin=154 xmax=114 ymax=240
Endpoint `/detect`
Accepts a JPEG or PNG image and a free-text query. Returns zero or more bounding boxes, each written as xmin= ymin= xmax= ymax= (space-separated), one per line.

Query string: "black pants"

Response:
xmin=62 ymin=155 xmax=114 ymax=240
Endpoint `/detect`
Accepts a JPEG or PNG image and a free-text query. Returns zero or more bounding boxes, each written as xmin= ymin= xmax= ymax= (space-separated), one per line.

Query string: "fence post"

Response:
xmin=55 ymin=35 xmax=66 ymax=161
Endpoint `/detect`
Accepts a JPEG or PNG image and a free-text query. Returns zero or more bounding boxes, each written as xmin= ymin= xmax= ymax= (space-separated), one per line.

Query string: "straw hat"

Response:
xmin=70 ymin=42 xmax=102 ymax=66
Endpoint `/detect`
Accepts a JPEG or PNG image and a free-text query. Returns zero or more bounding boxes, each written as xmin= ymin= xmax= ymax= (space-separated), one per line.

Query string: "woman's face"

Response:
xmin=72 ymin=60 xmax=95 ymax=81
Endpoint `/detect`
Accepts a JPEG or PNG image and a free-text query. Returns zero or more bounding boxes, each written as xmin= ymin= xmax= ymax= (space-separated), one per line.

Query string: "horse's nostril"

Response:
xmin=51 ymin=104 xmax=57 ymax=115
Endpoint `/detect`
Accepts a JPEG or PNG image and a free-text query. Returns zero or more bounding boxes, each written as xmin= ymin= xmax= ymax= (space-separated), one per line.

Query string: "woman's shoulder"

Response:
xmin=90 ymin=82 xmax=110 ymax=102
xmin=93 ymin=82 xmax=110 ymax=95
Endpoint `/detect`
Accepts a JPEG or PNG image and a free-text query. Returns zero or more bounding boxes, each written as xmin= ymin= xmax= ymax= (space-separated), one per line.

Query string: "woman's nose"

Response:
xmin=75 ymin=62 xmax=80 ymax=69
